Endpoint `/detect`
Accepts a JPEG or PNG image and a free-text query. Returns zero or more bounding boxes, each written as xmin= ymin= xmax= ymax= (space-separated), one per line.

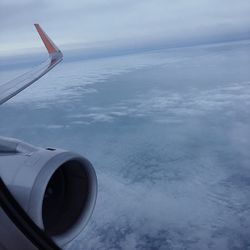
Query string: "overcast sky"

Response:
xmin=1 ymin=0 xmax=250 ymax=56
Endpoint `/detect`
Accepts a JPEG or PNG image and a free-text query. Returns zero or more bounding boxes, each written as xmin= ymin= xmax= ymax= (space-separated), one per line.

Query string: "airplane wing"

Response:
xmin=0 ymin=24 xmax=63 ymax=105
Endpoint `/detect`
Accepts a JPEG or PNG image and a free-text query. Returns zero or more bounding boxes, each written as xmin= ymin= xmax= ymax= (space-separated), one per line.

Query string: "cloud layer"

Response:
xmin=1 ymin=38 xmax=250 ymax=250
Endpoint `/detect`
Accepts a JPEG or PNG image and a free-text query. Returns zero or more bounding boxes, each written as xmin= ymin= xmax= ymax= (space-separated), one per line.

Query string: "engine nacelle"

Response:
xmin=0 ymin=137 xmax=97 ymax=249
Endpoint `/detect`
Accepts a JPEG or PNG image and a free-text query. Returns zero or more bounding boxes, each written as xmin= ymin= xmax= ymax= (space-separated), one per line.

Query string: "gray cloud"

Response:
xmin=1 ymin=1 xmax=250 ymax=57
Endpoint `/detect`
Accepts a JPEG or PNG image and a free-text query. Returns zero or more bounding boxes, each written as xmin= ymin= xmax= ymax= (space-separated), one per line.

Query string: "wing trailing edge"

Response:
xmin=0 ymin=24 xmax=63 ymax=105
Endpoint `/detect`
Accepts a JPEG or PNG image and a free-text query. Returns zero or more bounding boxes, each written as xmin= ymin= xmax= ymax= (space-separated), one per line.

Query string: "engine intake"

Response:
xmin=0 ymin=137 xmax=97 ymax=249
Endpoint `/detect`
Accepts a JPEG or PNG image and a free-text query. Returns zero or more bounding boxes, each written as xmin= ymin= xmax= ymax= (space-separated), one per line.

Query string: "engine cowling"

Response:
xmin=0 ymin=137 xmax=97 ymax=249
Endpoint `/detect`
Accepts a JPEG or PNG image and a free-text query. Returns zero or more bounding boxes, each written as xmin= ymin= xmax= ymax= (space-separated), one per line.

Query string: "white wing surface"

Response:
xmin=0 ymin=24 xmax=63 ymax=105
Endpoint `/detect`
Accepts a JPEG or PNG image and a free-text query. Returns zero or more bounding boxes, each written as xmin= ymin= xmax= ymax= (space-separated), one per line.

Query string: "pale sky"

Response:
xmin=1 ymin=0 xmax=250 ymax=56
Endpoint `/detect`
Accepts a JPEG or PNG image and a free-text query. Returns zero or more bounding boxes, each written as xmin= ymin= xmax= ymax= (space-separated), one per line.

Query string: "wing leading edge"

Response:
xmin=0 ymin=24 xmax=63 ymax=105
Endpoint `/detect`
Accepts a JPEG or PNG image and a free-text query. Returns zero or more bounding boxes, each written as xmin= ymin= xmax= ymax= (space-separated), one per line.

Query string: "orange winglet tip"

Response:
xmin=34 ymin=24 xmax=59 ymax=54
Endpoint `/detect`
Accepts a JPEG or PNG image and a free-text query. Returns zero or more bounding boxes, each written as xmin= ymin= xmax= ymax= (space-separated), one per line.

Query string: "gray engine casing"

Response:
xmin=0 ymin=137 xmax=97 ymax=249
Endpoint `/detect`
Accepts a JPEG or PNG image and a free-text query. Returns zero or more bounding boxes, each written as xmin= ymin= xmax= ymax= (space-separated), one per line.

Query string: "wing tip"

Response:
xmin=34 ymin=23 xmax=59 ymax=55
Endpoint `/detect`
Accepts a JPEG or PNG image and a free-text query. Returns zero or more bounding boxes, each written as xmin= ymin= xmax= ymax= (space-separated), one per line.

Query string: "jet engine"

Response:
xmin=0 ymin=137 xmax=97 ymax=250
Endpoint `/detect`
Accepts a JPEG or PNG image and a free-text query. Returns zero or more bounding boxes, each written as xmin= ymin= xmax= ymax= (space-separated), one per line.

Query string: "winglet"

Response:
xmin=34 ymin=24 xmax=60 ymax=54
